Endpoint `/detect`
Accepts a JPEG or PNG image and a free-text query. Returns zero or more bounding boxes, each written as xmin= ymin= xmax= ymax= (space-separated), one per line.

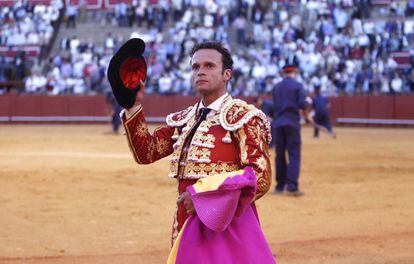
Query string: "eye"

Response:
xmin=192 ymin=64 xmax=199 ymax=70
xmin=206 ymin=63 xmax=214 ymax=69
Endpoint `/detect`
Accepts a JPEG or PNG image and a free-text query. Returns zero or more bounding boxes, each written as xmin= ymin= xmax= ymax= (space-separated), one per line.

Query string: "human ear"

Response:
xmin=223 ymin=69 xmax=232 ymax=82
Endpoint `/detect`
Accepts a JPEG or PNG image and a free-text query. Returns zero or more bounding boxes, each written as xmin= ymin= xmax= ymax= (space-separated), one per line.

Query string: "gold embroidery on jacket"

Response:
xmin=255 ymin=156 xmax=268 ymax=171
xmin=227 ymin=107 xmax=248 ymax=123
xmin=188 ymin=147 xmax=211 ymax=163
xmin=247 ymin=123 xmax=261 ymax=142
xmin=135 ymin=122 xmax=149 ymax=137
xmin=146 ymin=141 xmax=155 ymax=162
xmin=237 ymin=128 xmax=248 ymax=162
xmin=156 ymin=138 xmax=170 ymax=155
xmin=183 ymin=162 xmax=240 ymax=178
xmin=192 ymin=132 xmax=215 ymax=148
xmin=236 ymin=118 xmax=271 ymax=199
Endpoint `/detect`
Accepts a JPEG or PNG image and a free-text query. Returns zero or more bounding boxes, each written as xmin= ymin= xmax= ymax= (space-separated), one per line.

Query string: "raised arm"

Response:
xmin=122 ymin=107 xmax=175 ymax=164
xmin=122 ymin=80 xmax=175 ymax=164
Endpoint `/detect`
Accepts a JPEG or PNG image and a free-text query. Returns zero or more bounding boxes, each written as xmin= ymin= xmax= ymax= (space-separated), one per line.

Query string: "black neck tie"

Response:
xmin=177 ymin=108 xmax=211 ymax=177
xmin=185 ymin=108 xmax=211 ymax=147
xmin=197 ymin=108 xmax=211 ymax=123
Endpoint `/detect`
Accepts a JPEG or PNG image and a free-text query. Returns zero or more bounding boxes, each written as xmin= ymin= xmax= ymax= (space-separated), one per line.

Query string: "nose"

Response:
xmin=197 ymin=66 xmax=206 ymax=76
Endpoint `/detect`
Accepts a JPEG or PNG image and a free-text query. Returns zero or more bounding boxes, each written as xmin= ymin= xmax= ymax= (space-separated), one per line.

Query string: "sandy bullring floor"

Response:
xmin=0 ymin=125 xmax=413 ymax=264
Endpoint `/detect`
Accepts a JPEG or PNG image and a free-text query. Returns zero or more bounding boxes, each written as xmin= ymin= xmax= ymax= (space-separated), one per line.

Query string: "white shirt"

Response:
xmin=198 ymin=92 xmax=229 ymax=119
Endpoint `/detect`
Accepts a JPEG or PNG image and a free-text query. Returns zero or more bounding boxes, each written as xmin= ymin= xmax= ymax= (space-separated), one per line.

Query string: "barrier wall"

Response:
xmin=0 ymin=94 xmax=108 ymax=122
xmin=329 ymin=95 xmax=414 ymax=126
xmin=0 ymin=94 xmax=413 ymax=125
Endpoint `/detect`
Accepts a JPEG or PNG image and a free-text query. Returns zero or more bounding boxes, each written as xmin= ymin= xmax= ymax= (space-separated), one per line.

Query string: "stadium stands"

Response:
xmin=0 ymin=0 xmax=413 ymax=96
xmin=0 ymin=45 xmax=41 ymax=60
xmin=391 ymin=51 xmax=412 ymax=69
xmin=0 ymin=0 xmax=52 ymax=7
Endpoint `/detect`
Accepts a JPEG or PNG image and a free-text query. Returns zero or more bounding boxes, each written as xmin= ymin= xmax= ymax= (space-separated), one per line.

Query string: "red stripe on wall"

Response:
xmin=0 ymin=94 xmax=413 ymax=124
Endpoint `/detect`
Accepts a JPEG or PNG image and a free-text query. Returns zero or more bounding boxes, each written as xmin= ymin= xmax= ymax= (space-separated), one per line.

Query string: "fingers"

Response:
xmin=134 ymin=80 xmax=145 ymax=106
xmin=138 ymin=80 xmax=145 ymax=92
xmin=177 ymin=192 xmax=195 ymax=215
xmin=176 ymin=194 xmax=184 ymax=205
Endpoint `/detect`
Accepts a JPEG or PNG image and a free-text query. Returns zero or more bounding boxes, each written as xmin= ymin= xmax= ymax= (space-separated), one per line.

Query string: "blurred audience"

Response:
xmin=1 ymin=0 xmax=414 ymax=96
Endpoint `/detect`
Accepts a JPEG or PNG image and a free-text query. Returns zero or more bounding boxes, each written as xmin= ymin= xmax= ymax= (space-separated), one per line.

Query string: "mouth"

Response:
xmin=196 ymin=80 xmax=208 ymax=85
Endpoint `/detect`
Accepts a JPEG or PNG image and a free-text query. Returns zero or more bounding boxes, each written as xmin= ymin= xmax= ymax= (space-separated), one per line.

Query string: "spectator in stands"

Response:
xmin=0 ymin=56 xmax=9 ymax=82
xmin=25 ymin=67 xmax=47 ymax=93
xmin=134 ymin=1 xmax=146 ymax=27
xmin=407 ymin=70 xmax=414 ymax=92
xmin=127 ymin=1 xmax=136 ymax=27
xmin=115 ymin=1 xmax=128 ymax=27
xmin=356 ymin=0 xmax=370 ymax=18
xmin=390 ymin=72 xmax=403 ymax=93
xmin=233 ymin=15 xmax=247 ymax=44
xmin=406 ymin=0 xmax=414 ymax=16
xmin=14 ymin=52 xmax=27 ymax=80
xmin=78 ymin=0 xmax=87 ymax=23
xmin=66 ymin=4 xmax=78 ymax=28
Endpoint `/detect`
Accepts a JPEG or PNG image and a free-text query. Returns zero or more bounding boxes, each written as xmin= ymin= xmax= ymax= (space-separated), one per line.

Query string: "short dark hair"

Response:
xmin=190 ymin=41 xmax=233 ymax=72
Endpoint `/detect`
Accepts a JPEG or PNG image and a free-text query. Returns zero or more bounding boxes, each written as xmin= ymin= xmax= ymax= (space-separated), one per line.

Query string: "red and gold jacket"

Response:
xmin=122 ymin=96 xmax=272 ymax=199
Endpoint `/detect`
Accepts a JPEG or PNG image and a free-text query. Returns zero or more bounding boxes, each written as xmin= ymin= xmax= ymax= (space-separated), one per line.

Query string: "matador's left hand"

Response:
xmin=177 ymin=191 xmax=195 ymax=215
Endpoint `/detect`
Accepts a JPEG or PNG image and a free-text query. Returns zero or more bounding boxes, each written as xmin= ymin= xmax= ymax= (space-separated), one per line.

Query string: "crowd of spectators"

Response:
xmin=2 ymin=0 xmax=414 ymax=96
xmin=119 ymin=0 xmax=414 ymax=95
xmin=0 ymin=0 xmax=63 ymax=88
xmin=0 ymin=0 xmax=62 ymax=46
xmin=26 ymin=34 xmax=115 ymax=94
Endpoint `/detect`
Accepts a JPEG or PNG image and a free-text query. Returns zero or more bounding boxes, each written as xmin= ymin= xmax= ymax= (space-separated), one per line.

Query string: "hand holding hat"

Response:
xmin=107 ymin=38 xmax=147 ymax=109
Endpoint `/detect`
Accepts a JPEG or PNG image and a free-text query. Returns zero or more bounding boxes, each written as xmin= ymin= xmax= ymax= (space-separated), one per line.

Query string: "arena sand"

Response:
xmin=0 ymin=125 xmax=413 ymax=264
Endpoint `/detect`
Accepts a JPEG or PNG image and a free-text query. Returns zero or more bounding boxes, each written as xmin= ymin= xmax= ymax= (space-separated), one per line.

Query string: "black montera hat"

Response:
xmin=107 ymin=38 xmax=147 ymax=109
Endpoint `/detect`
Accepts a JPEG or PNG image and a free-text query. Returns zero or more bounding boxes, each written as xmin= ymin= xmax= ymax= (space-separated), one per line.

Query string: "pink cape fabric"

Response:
xmin=174 ymin=167 xmax=276 ymax=264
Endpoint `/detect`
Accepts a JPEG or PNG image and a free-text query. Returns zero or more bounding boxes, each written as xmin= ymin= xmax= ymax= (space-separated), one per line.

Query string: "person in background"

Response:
xmin=255 ymin=94 xmax=275 ymax=147
xmin=105 ymin=90 xmax=122 ymax=134
xmin=312 ymin=86 xmax=336 ymax=138
xmin=272 ymin=64 xmax=309 ymax=196
xmin=25 ymin=68 xmax=47 ymax=93
xmin=66 ymin=4 xmax=78 ymax=28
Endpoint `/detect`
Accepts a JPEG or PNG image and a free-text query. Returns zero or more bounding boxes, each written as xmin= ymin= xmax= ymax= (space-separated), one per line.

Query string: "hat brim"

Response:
xmin=107 ymin=38 xmax=147 ymax=109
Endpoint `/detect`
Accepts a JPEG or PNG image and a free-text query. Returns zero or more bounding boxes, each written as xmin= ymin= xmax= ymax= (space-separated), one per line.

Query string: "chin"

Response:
xmin=195 ymin=86 xmax=210 ymax=94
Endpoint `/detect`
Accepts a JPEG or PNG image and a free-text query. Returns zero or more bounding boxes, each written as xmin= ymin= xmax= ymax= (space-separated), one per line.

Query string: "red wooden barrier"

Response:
xmin=328 ymin=97 xmax=343 ymax=123
xmin=368 ymin=96 xmax=394 ymax=119
xmin=394 ymin=95 xmax=414 ymax=120
xmin=342 ymin=96 xmax=369 ymax=118
xmin=0 ymin=94 xmax=413 ymax=125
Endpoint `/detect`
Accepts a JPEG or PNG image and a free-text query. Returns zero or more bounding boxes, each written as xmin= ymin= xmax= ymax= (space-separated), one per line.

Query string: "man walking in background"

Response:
xmin=105 ymin=90 xmax=122 ymax=134
xmin=272 ymin=65 xmax=309 ymax=196
xmin=312 ymin=85 xmax=336 ymax=138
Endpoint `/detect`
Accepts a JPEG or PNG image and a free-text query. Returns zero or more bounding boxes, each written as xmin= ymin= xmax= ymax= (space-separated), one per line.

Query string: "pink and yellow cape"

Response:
xmin=167 ymin=167 xmax=276 ymax=264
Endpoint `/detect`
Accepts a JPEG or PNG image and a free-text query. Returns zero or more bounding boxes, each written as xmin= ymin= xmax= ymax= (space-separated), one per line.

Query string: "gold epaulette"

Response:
xmin=166 ymin=104 xmax=196 ymax=127
xmin=219 ymin=99 xmax=271 ymax=142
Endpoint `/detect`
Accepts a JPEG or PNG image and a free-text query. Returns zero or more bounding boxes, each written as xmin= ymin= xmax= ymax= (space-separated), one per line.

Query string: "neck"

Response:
xmin=286 ymin=73 xmax=296 ymax=78
xmin=202 ymin=89 xmax=226 ymax=107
